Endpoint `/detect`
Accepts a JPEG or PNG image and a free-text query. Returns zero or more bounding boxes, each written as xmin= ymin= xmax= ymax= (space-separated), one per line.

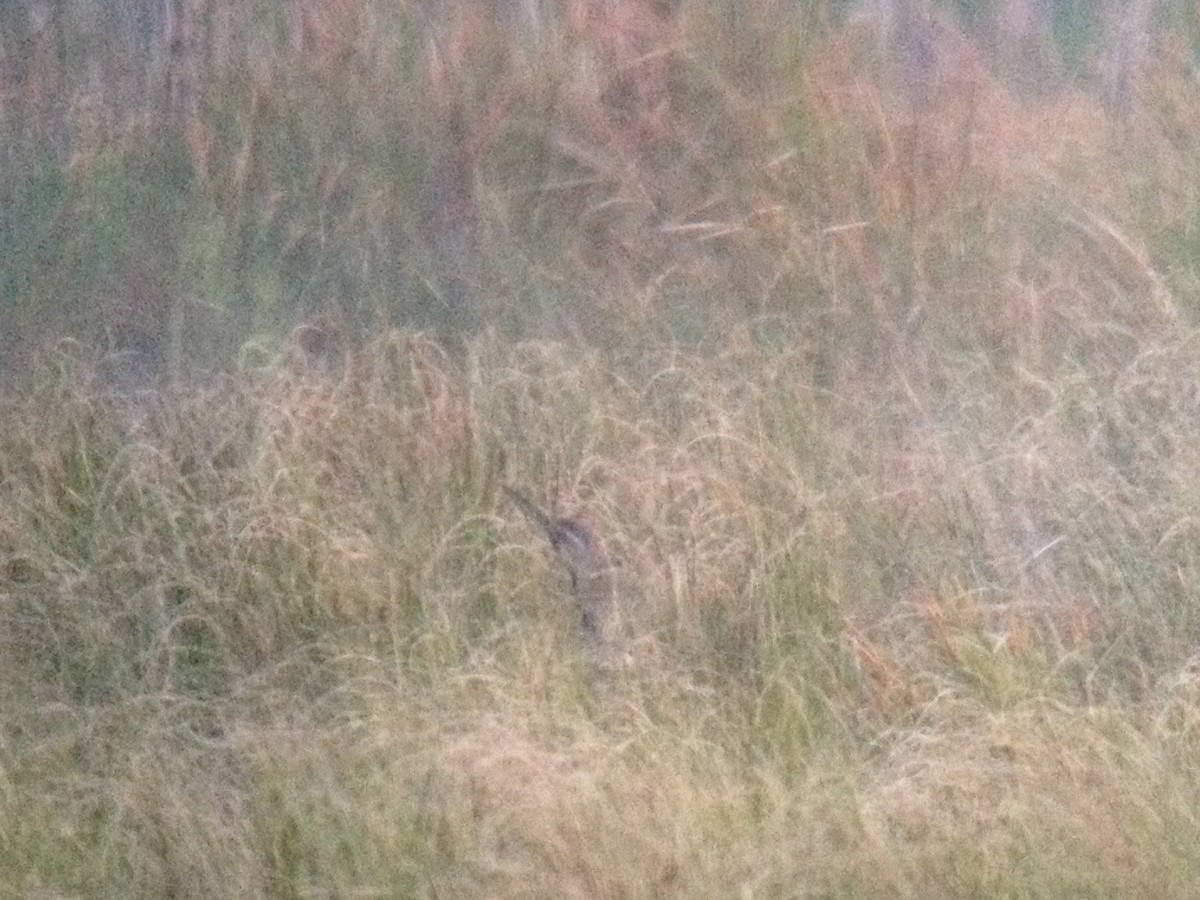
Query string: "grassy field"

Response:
xmin=6 ymin=1 xmax=1200 ymax=897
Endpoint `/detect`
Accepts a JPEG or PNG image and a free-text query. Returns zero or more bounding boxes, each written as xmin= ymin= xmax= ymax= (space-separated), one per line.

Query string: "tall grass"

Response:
xmin=5 ymin=1 xmax=1200 ymax=896
xmin=6 ymin=319 xmax=1200 ymax=895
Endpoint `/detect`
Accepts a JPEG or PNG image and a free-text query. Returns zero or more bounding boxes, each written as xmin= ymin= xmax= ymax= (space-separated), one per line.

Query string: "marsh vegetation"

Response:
xmin=5 ymin=1 xmax=1200 ymax=896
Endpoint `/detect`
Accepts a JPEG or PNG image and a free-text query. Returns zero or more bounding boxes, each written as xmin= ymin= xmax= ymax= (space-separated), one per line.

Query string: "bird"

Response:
xmin=503 ymin=486 xmax=615 ymax=641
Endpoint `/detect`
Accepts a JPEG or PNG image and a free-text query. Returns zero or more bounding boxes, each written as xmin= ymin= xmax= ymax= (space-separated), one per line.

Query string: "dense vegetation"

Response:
xmin=5 ymin=1 xmax=1200 ymax=896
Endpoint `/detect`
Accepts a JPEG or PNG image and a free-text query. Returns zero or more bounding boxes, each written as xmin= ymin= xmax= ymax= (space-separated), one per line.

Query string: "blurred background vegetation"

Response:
xmin=3 ymin=0 xmax=1199 ymax=376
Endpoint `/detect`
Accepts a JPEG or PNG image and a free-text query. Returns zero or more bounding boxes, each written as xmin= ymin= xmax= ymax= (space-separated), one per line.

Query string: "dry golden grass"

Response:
xmin=6 ymin=308 xmax=1200 ymax=896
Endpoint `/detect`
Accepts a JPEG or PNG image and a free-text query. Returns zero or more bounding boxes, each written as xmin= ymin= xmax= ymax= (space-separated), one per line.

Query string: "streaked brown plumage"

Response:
xmin=504 ymin=486 xmax=614 ymax=640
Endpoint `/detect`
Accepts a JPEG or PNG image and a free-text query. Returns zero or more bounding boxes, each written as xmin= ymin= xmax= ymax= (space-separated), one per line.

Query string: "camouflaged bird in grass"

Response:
xmin=504 ymin=486 xmax=615 ymax=642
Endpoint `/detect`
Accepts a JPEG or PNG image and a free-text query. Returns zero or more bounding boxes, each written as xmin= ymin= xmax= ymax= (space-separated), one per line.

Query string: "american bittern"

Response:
xmin=504 ymin=486 xmax=614 ymax=640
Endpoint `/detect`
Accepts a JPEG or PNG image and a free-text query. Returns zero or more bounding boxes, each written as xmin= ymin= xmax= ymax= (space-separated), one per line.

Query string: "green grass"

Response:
xmin=6 ymin=1 xmax=1200 ymax=897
